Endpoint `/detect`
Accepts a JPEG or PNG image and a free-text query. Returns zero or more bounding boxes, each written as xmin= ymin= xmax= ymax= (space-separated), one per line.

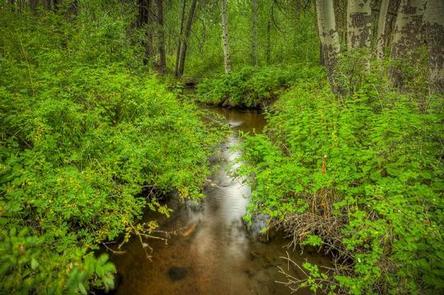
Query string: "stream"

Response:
xmin=111 ymin=108 xmax=329 ymax=295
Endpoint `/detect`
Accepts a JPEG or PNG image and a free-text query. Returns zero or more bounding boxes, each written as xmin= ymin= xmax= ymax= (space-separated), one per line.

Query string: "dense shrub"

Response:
xmin=196 ymin=66 xmax=324 ymax=108
xmin=239 ymin=66 xmax=444 ymax=293
xmin=0 ymin=4 xmax=222 ymax=293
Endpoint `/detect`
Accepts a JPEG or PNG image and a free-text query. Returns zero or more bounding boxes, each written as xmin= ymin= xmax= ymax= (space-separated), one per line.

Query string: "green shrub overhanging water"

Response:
xmin=238 ymin=58 xmax=444 ymax=293
xmin=0 ymin=4 xmax=222 ymax=293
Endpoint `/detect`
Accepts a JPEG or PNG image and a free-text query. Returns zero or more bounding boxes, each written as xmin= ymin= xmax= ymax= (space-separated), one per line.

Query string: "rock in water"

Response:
xmin=168 ymin=266 xmax=188 ymax=281
xmin=181 ymin=222 xmax=198 ymax=237
xmin=245 ymin=214 xmax=271 ymax=242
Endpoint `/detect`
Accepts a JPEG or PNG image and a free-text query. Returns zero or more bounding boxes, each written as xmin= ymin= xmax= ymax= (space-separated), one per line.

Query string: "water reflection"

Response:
xmin=211 ymin=108 xmax=266 ymax=134
xmin=111 ymin=108 xmax=327 ymax=295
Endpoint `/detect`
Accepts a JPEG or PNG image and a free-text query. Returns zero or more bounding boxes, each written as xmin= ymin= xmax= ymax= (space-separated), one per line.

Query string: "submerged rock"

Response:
xmin=167 ymin=266 xmax=188 ymax=281
xmin=180 ymin=222 xmax=199 ymax=237
xmin=184 ymin=199 xmax=202 ymax=212
xmin=245 ymin=214 xmax=271 ymax=243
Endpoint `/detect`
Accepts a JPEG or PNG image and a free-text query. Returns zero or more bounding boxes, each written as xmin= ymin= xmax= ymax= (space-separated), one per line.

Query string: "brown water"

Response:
xmin=111 ymin=108 xmax=329 ymax=295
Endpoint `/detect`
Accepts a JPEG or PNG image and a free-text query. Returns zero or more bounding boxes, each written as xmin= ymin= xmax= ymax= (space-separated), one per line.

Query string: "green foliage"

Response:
xmin=0 ymin=3 xmax=222 ymax=293
xmin=336 ymin=48 xmax=430 ymax=101
xmin=302 ymin=235 xmax=323 ymax=247
xmin=0 ymin=227 xmax=116 ymax=294
xmin=178 ymin=1 xmax=319 ymax=77
xmin=301 ymin=262 xmax=330 ymax=293
xmin=239 ymin=62 xmax=444 ymax=293
xmin=196 ymin=66 xmax=324 ymax=108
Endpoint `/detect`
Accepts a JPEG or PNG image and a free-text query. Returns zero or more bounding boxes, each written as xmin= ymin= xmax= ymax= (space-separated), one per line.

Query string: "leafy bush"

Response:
xmin=239 ymin=67 xmax=444 ymax=293
xmin=0 ymin=4 xmax=222 ymax=293
xmin=196 ymin=65 xmax=324 ymax=108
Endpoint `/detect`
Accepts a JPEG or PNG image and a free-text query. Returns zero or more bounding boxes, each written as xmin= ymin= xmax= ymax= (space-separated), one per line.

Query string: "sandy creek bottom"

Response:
xmin=111 ymin=108 xmax=329 ymax=295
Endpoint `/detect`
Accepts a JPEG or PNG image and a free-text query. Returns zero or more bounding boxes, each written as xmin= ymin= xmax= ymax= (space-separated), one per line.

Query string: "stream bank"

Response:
xmin=110 ymin=108 xmax=329 ymax=295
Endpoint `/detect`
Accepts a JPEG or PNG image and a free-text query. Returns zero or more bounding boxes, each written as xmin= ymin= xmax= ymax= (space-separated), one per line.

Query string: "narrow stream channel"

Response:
xmin=111 ymin=108 xmax=329 ymax=295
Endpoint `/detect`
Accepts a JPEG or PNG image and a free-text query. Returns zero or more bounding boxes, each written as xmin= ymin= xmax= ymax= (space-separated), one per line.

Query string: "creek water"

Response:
xmin=111 ymin=108 xmax=328 ymax=295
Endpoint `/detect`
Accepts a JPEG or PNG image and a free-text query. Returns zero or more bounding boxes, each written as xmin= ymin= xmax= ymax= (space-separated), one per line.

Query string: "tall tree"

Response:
xmin=29 ymin=0 xmax=39 ymax=11
xmin=347 ymin=0 xmax=372 ymax=49
xmin=176 ymin=0 xmax=198 ymax=77
xmin=391 ymin=0 xmax=424 ymax=58
xmin=316 ymin=0 xmax=341 ymax=88
xmin=380 ymin=0 xmax=402 ymax=51
xmin=375 ymin=0 xmax=390 ymax=58
xmin=138 ymin=0 xmax=154 ymax=65
xmin=266 ymin=2 xmax=273 ymax=64
xmin=154 ymin=0 xmax=166 ymax=74
xmin=390 ymin=0 xmax=425 ymax=87
xmin=251 ymin=0 xmax=258 ymax=66
xmin=423 ymin=0 xmax=444 ymax=94
xmin=41 ymin=0 xmax=58 ymax=10
xmin=175 ymin=0 xmax=187 ymax=76
xmin=334 ymin=0 xmax=348 ymax=46
xmin=220 ymin=0 xmax=232 ymax=73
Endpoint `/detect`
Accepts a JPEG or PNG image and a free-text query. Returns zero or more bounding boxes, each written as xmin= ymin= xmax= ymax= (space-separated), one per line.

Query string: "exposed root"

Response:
xmin=271 ymin=189 xmax=359 ymax=293
xmin=275 ymin=189 xmax=348 ymax=258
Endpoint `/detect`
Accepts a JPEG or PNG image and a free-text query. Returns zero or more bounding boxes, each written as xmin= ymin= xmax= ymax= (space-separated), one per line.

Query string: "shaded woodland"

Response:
xmin=0 ymin=0 xmax=443 ymax=294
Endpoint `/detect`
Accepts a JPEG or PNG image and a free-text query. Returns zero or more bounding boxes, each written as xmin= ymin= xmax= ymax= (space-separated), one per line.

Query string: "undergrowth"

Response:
xmin=0 ymin=3 xmax=223 ymax=293
xmin=196 ymin=65 xmax=324 ymax=108
xmin=238 ymin=57 xmax=444 ymax=293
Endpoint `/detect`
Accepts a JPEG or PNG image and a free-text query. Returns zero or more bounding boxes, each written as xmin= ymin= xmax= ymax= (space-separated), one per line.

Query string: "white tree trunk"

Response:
xmin=347 ymin=0 xmax=373 ymax=49
xmin=391 ymin=0 xmax=425 ymax=87
xmin=391 ymin=0 xmax=424 ymax=59
xmin=376 ymin=0 xmax=390 ymax=58
xmin=316 ymin=0 xmax=341 ymax=87
xmin=424 ymin=0 xmax=444 ymax=94
xmin=221 ymin=0 xmax=232 ymax=73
